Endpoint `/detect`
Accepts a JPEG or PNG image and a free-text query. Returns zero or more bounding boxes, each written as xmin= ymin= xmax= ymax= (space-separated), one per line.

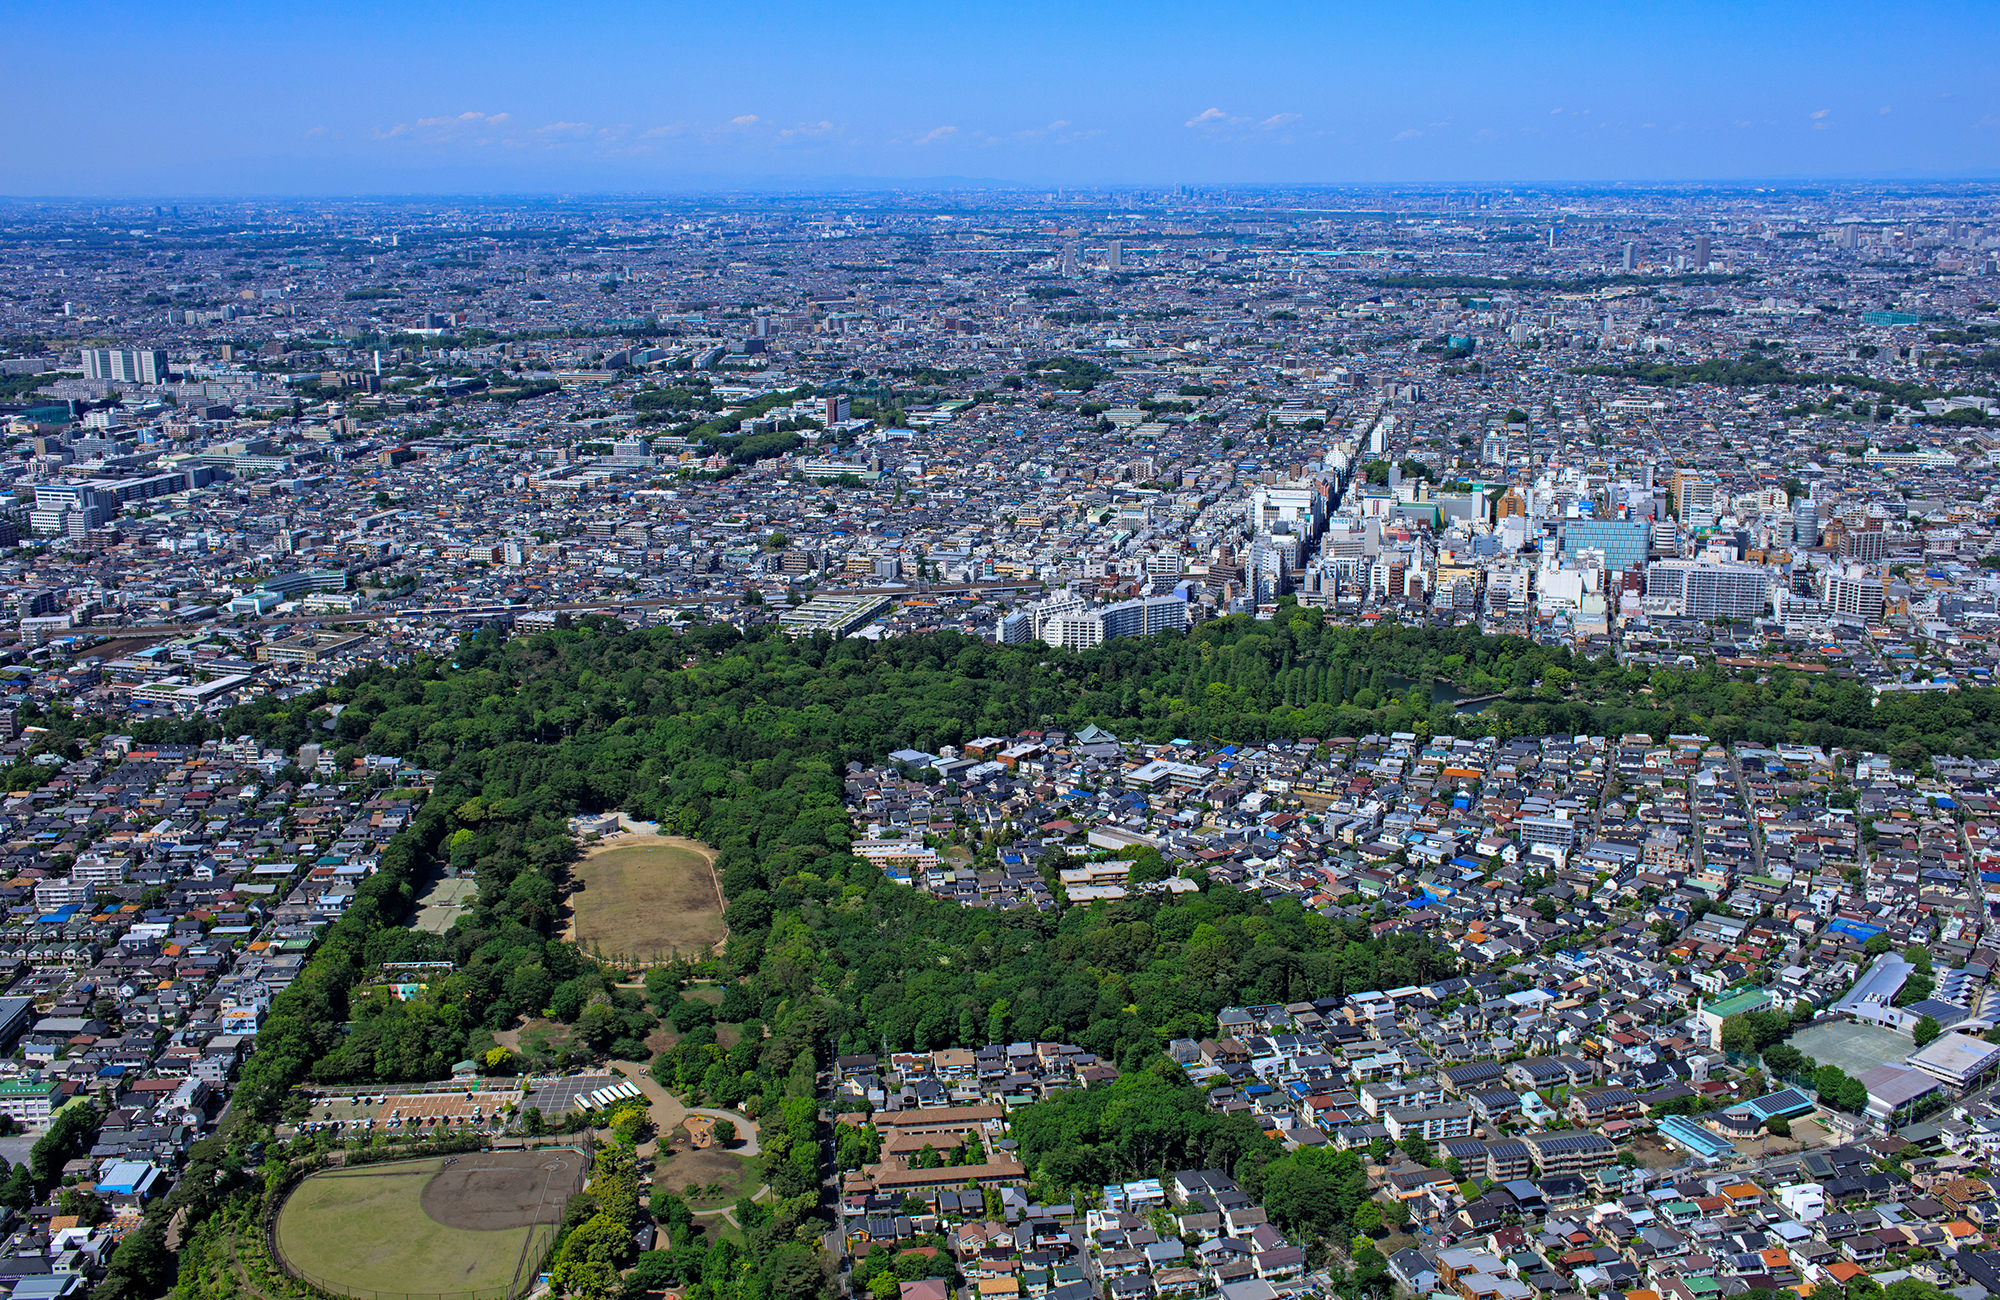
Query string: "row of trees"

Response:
xmin=199 ymin=620 xmax=2000 ymax=785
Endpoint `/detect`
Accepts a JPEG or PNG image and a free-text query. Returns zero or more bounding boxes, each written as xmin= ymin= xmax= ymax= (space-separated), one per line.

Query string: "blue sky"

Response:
xmin=8 ymin=0 xmax=1998 ymax=194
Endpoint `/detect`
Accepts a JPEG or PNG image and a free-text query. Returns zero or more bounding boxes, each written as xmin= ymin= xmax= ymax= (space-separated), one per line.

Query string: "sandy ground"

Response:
xmin=561 ymin=820 xmax=725 ymax=958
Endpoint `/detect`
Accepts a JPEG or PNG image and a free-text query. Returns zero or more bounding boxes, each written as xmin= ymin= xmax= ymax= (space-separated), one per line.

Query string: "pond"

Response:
xmin=1383 ymin=674 xmax=1490 ymax=713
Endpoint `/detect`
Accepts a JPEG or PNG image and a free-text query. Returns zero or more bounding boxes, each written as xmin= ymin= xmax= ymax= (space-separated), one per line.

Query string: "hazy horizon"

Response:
xmin=10 ymin=0 xmax=1999 ymax=198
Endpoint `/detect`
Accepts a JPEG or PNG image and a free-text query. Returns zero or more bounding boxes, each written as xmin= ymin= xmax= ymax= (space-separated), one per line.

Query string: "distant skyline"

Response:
xmin=9 ymin=0 xmax=2000 ymax=196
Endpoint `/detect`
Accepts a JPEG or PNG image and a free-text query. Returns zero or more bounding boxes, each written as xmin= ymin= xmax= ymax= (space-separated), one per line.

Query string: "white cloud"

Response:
xmin=728 ymin=114 xmax=761 ymax=128
xmin=915 ymin=125 xmax=958 ymax=145
xmin=1392 ymin=128 xmax=1422 ymax=141
xmin=1185 ymin=108 xmax=1227 ymax=127
xmin=1259 ymin=113 xmax=1301 ymax=129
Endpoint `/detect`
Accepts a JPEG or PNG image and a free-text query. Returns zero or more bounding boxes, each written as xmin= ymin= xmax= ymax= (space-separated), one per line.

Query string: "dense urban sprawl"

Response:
xmin=0 ymin=186 xmax=1997 ymax=1300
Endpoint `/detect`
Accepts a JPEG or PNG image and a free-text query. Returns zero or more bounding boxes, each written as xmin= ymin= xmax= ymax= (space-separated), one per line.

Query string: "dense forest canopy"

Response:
xmin=203 ymin=614 xmax=2000 ymax=1109
xmin=216 ymin=613 xmax=2000 ymax=775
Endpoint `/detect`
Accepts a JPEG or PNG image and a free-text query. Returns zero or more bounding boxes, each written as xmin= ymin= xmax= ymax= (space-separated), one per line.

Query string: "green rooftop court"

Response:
xmin=1704 ymin=988 xmax=1777 ymax=1018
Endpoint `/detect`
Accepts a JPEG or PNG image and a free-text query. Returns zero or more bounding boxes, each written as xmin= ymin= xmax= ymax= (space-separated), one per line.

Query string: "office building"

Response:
xmin=1794 ymin=498 xmax=1819 ymax=547
xmin=1251 ymin=483 xmax=1329 ymax=542
xmin=1621 ymin=243 xmax=1635 ymax=272
xmin=1695 ymin=234 xmax=1711 ymax=270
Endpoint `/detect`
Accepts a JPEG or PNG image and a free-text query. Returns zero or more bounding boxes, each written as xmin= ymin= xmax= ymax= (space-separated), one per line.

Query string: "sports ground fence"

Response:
xmin=264 ymin=1141 xmax=592 ymax=1300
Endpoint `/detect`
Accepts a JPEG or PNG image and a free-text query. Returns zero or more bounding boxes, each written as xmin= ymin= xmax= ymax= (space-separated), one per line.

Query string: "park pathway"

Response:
xmin=610 ymin=1061 xmax=771 ymax=1215
xmin=609 ymin=1060 xmax=762 ymax=1156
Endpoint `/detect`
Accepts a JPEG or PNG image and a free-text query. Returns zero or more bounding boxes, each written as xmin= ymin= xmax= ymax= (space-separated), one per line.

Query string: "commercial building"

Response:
xmin=777 ymin=593 xmax=892 ymax=638
xmin=1556 ymin=519 xmax=1648 ymax=574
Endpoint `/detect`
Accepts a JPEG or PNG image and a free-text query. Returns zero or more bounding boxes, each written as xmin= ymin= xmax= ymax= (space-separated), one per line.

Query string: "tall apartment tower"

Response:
xmin=1106 ymin=240 xmax=1123 ymax=271
xmin=1621 ymin=243 xmax=1636 ymax=272
xmin=1826 ymin=566 xmax=1885 ymax=624
xmin=1841 ymin=529 xmax=1885 ymax=563
xmin=1059 ymin=243 xmax=1080 ymax=278
xmin=1695 ymin=234 xmax=1712 ymax=270
xmin=81 ymin=348 xmax=167 ymax=385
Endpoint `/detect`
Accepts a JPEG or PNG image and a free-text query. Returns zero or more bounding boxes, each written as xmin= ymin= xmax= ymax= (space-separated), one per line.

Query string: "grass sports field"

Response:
xmin=572 ymin=839 xmax=725 ymax=961
xmin=275 ymin=1151 xmax=580 ymax=1298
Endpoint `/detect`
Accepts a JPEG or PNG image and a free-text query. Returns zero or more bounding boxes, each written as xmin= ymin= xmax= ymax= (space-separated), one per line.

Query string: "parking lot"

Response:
xmin=297 ymin=1084 xmax=525 ymax=1136
xmin=520 ymin=1073 xmax=622 ymax=1116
